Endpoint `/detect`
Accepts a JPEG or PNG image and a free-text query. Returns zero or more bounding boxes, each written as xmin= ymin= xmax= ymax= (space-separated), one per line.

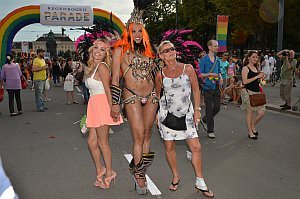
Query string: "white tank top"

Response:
xmin=85 ymin=62 xmax=106 ymax=96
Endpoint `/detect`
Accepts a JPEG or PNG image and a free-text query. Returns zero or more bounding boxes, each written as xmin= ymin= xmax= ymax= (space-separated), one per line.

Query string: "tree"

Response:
xmin=144 ymin=0 xmax=300 ymax=52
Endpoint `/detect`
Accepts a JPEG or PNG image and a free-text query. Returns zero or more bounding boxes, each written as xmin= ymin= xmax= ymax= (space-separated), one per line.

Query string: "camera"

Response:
xmin=282 ymin=51 xmax=290 ymax=57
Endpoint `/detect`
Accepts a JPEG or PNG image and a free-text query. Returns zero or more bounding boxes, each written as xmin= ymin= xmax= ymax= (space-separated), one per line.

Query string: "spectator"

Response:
xmin=261 ymin=55 xmax=270 ymax=81
xmin=32 ymin=49 xmax=48 ymax=112
xmin=277 ymin=49 xmax=298 ymax=110
xmin=224 ymin=76 xmax=243 ymax=103
xmin=219 ymin=53 xmax=230 ymax=105
xmin=52 ymin=58 xmax=61 ymax=85
xmin=199 ymin=40 xmax=223 ymax=139
xmin=74 ymin=62 xmax=89 ymax=104
xmin=269 ymin=52 xmax=276 ymax=77
xmin=227 ymin=57 xmax=236 ymax=82
xmin=0 ymin=54 xmax=23 ymax=116
xmin=197 ymin=50 xmax=206 ymax=107
xmin=241 ymin=51 xmax=265 ymax=139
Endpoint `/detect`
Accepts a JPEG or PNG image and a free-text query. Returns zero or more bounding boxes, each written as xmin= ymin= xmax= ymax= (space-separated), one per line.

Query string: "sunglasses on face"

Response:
xmin=161 ymin=47 xmax=176 ymax=54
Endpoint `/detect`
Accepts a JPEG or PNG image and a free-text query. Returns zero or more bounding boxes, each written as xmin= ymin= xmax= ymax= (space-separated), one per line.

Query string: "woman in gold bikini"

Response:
xmin=110 ymin=4 xmax=159 ymax=195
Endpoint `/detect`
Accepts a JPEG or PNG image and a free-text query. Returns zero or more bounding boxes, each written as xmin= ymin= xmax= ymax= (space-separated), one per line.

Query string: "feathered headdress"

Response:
xmin=160 ymin=29 xmax=203 ymax=68
xmin=127 ymin=0 xmax=154 ymax=26
xmin=74 ymin=14 xmax=120 ymax=65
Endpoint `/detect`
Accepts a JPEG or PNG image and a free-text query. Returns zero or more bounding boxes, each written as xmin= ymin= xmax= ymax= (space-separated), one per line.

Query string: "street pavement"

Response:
xmin=0 ymin=81 xmax=299 ymax=199
xmin=263 ymin=80 xmax=300 ymax=116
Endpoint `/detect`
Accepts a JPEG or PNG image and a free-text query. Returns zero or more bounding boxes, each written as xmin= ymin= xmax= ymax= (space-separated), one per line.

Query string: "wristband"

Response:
xmin=110 ymin=84 xmax=122 ymax=105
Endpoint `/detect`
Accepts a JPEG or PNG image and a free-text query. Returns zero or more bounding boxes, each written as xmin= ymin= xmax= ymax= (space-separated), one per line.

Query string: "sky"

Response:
xmin=0 ymin=0 xmax=134 ymax=42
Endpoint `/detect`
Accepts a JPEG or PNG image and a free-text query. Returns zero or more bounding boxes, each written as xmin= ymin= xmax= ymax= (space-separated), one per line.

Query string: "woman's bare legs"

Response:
xmin=251 ymin=110 xmax=265 ymax=133
xmin=164 ymin=140 xmax=180 ymax=187
xmin=246 ymin=108 xmax=255 ymax=136
xmin=96 ymin=125 xmax=113 ymax=176
xmin=87 ymin=128 xmax=106 ymax=184
xmin=96 ymin=125 xmax=116 ymax=188
xmin=186 ymin=138 xmax=203 ymax=177
xmin=125 ymin=102 xmax=146 ymax=188
xmin=142 ymin=100 xmax=157 ymax=153
xmin=187 ymin=138 xmax=214 ymax=197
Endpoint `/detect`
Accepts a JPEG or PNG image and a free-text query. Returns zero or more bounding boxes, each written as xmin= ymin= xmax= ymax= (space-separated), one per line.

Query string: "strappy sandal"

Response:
xmin=169 ymin=179 xmax=180 ymax=191
xmin=94 ymin=168 xmax=106 ymax=188
xmin=195 ymin=186 xmax=214 ymax=198
xmin=103 ymin=171 xmax=117 ymax=189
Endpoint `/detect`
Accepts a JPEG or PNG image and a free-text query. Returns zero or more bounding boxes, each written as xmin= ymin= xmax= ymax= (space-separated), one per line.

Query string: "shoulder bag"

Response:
xmin=21 ymin=76 xmax=27 ymax=89
xmin=247 ymin=89 xmax=266 ymax=107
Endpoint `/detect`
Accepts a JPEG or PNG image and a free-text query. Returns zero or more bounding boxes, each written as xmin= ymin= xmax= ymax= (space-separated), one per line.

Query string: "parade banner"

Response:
xmin=216 ymin=15 xmax=229 ymax=52
xmin=40 ymin=4 xmax=93 ymax=26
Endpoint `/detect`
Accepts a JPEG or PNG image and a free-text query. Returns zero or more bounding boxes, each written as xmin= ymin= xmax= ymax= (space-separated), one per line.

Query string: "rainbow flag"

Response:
xmin=216 ymin=15 xmax=229 ymax=52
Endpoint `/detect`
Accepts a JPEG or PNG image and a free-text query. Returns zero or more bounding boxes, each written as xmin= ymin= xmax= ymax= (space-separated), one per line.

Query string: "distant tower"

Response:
xmin=46 ymin=30 xmax=57 ymax=58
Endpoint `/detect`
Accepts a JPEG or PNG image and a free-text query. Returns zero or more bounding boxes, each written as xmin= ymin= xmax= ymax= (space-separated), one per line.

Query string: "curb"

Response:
xmin=266 ymin=104 xmax=300 ymax=117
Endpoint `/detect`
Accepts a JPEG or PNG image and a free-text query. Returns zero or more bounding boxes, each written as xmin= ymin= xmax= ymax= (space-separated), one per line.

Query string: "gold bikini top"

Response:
xmin=123 ymin=53 xmax=154 ymax=83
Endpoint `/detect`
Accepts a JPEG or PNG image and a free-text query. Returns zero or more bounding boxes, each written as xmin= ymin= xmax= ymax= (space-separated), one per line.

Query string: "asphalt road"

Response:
xmin=0 ymin=85 xmax=299 ymax=199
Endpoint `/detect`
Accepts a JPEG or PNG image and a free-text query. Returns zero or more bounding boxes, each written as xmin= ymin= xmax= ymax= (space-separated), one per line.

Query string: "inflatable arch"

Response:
xmin=0 ymin=5 xmax=126 ymax=67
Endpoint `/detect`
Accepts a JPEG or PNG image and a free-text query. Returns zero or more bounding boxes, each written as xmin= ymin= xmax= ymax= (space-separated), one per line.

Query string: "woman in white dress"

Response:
xmin=155 ymin=41 xmax=214 ymax=198
xmin=261 ymin=55 xmax=270 ymax=81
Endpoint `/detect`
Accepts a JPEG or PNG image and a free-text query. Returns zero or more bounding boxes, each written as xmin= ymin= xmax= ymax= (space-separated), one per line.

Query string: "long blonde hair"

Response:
xmin=86 ymin=39 xmax=111 ymax=76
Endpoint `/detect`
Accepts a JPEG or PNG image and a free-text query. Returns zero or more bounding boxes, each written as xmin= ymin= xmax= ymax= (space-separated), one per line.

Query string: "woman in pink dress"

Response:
xmin=85 ymin=39 xmax=123 ymax=189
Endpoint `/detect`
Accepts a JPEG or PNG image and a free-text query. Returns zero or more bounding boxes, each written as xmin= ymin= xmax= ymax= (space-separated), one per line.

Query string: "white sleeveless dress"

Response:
xmin=158 ymin=64 xmax=198 ymax=141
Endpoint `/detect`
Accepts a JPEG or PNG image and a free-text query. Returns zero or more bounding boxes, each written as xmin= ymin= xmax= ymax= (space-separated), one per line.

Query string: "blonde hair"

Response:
xmin=86 ymin=39 xmax=111 ymax=75
xmin=157 ymin=40 xmax=174 ymax=54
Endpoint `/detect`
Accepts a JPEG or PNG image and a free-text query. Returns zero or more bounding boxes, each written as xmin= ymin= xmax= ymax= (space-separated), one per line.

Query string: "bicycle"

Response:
xmin=270 ymin=68 xmax=279 ymax=87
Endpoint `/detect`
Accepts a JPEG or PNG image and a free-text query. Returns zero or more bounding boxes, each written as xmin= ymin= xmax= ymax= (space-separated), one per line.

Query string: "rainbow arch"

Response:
xmin=0 ymin=5 xmax=126 ymax=67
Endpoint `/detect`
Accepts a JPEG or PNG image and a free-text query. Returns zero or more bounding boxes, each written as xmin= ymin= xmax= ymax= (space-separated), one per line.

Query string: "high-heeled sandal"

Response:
xmin=102 ymin=171 xmax=117 ymax=189
xmin=94 ymin=167 xmax=106 ymax=187
xmin=129 ymin=158 xmax=148 ymax=195
xmin=133 ymin=175 xmax=147 ymax=195
xmin=195 ymin=185 xmax=214 ymax=198
xmin=169 ymin=179 xmax=180 ymax=191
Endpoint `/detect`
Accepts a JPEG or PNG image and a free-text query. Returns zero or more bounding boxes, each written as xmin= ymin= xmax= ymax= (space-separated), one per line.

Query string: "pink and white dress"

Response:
xmin=85 ymin=62 xmax=123 ymax=127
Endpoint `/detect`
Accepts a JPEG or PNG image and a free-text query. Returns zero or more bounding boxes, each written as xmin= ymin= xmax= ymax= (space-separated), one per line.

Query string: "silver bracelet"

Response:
xmin=195 ymin=107 xmax=201 ymax=111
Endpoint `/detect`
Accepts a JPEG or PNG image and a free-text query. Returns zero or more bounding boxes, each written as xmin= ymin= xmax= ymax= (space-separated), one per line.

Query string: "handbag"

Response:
xmin=21 ymin=76 xmax=27 ymax=89
xmin=247 ymin=90 xmax=266 ymax=107
xmin=45 ymin=78 xmax=50 ymax=91
xmin=0 ymin=86 xmax=4 ymax=102
xmin=162 ymin=111 xmax=187 ymax=131
xmin=161 ymin=70 xmax=189 ymax=130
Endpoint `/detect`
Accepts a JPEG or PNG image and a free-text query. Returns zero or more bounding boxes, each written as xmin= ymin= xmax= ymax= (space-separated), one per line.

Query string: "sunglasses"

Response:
xmin=161 ymin=47 xmax=176 ymax=54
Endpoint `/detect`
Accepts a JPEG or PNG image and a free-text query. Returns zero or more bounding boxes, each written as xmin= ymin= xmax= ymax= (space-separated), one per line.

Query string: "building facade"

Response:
xmin=12 ymin=30 xmax=75 ymax=56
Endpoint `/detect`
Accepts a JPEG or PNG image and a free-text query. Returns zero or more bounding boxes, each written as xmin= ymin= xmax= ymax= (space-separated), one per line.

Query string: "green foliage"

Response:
xmin=144 ymin=0 xmax=299 ymax=51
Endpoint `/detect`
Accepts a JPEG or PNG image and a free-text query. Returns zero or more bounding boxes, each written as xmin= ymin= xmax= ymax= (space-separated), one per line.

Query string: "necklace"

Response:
xmin=167 ymin=63 xmax=177 ymax=71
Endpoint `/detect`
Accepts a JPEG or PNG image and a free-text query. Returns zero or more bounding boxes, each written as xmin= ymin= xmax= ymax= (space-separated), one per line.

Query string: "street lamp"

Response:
xmin=277 ymin=0 xmax=284 ymax=52
xmin=176 ymin=0 xmax=178 ymax=29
